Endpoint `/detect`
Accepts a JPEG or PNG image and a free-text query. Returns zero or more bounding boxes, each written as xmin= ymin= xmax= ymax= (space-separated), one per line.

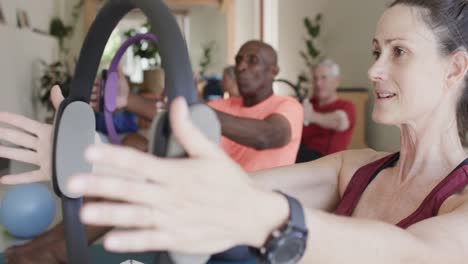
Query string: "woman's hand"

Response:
xmin=68 ymin=97 xmax=288 ymax=254
xmin=0 ymin=85 xmax=64 ymax=184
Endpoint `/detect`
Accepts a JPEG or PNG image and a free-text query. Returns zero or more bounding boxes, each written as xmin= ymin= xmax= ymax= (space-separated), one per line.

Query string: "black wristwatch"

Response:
xmin=257 ymin=191 xmax=308 ymax=264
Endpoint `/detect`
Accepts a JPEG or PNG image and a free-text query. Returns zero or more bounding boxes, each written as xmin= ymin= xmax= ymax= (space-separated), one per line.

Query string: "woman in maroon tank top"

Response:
xmin=0 ymin=0 xmax=467 ymax=264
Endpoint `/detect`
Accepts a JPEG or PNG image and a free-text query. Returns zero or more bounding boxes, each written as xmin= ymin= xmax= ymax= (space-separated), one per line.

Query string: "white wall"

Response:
xmin=0 ymin=0 xmax=56 ymax=32
xmin=263 ymin=0 xmax=279 ymax=50
xmin=188 ymin=5 xmax=227 ymax=77
xmin=233 ymin=0 xmax=260 ymax=53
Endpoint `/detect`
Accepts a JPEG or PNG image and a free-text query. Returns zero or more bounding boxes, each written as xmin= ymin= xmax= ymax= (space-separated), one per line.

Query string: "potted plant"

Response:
xmin=124 ymin=22 xmax=164 ymax=94
xmin=49 ymin=0 xmax=83 ymax=55
xmin=36 ymin=61 xmax=72 ymax=122
xmin=300 ymin=14 xmax=324 ymax=70
xmin=295 ymin=13 xmax=324 ymax=101
xmin=199 ymin=41 xmax=215 ymax=78
xmin=35 ymin=1 xmax=83 ymax=122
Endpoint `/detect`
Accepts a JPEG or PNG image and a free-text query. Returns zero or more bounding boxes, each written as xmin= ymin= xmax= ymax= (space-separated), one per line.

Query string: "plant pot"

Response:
xmin=142 ymin=68 xmax=164 ymax=95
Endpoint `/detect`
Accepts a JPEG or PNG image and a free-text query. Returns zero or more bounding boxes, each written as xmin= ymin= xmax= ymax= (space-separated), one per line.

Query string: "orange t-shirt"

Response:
xmin=208 ymin=95 xmax=303 ymax=172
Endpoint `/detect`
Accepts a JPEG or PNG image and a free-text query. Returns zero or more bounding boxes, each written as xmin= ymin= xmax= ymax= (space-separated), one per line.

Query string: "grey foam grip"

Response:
xmin=167 ymin=104 xmax=221 ymax=156
xmin=154 ymin=252 xmax=212 ymax=264
xmin=169 ymin=252 xmax=212 ymax=264
xmin=55 ymin=101 xmax=95 ymax=198
xmin=149 ymin=104 xmax=221 ymax=157
xmin=148 ymin=111 xmax=169 ymax=158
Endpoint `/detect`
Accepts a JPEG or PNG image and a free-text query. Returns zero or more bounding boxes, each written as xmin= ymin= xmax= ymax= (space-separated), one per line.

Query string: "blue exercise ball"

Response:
xmin=0 ymin=183 xmax=56 ymax=238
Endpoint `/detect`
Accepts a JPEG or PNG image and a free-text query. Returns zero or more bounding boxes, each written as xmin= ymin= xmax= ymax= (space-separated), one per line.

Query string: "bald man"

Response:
xmin=208 ymin=40 xmax=303 ymax=172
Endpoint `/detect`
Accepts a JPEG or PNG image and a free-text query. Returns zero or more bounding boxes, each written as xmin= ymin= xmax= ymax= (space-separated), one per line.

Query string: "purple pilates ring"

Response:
xmin=103 ymin=33 xmax=158 ymax=144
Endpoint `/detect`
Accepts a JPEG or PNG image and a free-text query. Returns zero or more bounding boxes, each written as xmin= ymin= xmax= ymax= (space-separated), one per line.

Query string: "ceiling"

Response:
xmin=93 ymin=0 xmax=223 ymax=8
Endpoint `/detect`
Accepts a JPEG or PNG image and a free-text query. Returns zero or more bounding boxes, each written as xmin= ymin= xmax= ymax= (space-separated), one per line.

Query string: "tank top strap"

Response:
xmin=397 ymin=159 xmax=468 ymax=228
xmin=334 ymin=152 xmax=400 ymax=216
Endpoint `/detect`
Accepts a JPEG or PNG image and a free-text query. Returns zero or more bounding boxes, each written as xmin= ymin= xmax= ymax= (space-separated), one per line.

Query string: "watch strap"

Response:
xmin=276 ymin=191 xmax=306 ymax=230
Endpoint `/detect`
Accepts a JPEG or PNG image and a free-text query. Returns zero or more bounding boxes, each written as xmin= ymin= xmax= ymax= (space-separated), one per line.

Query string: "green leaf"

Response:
xmin=307 ymin=41 xmax=319 ymax=58
xmin=298 ymin=74 xmax=308 ymax=82
xmin=306 ymin=40 xmax=314 ymax=55
xmin=304 ymin=17 xmax=312 ymax=31
xmin=310 ymin=25 xmax=320 ymax=37
xmin=49 ymin=18 xmax=67 ymax=38
xmin=316 ymin=13 xmax=322 ymax=22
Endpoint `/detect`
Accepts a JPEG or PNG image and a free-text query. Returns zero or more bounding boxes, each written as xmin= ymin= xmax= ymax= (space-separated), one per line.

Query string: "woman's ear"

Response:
xmin=446 ymin=50 xmax=468 ymax=90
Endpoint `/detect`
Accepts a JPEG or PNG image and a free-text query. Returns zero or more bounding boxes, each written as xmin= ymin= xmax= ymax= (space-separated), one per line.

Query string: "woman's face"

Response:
xmin=368 ymin=4 xmax=449 ymax=126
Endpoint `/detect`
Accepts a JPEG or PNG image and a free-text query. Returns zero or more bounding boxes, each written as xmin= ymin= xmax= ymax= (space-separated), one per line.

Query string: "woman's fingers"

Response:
xmin=103 ymin=229 xmax=174 ymax=253
xmin=50 ymin=85 xmax=64 ymax=110
xmin=0 ymin=170 xmax=47 ymax=184
xmin=84 ymin=144 xmax=185 ymax=183
xmin=80 ymin=202 xmax=162 ymax=228
xmin=0 ymin=112 xmax=42 ymax=134
xmin=0 ymin=127 xmax=38 ymax=150
xmin=68 ymin=173 xmax=168 ymax=206
xmin=169 ymin=97 xmax=222 ymax=159
xmin=0 ymin=145 xmax=39 ymax=165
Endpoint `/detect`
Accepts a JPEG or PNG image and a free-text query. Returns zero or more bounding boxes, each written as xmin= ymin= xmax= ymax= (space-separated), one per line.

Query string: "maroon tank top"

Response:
xmin=334 ymin=152 xmax=468 ymax=228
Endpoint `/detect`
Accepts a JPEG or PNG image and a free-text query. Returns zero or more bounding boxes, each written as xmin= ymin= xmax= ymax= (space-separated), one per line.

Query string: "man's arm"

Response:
xmin=303 ymin=99 xmax=353 ymax=132
xmin=308 ymin=110 xmax=350 ymax=131
xmin=214 ymin=110 xmax=291 ymax=150
xmin=126 ymin=93 xmax=157 ymax=121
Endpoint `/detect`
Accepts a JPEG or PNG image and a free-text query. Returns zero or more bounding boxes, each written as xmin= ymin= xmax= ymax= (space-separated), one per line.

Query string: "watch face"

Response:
xmin=269 ymin=234 xmax=306 ymax=264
